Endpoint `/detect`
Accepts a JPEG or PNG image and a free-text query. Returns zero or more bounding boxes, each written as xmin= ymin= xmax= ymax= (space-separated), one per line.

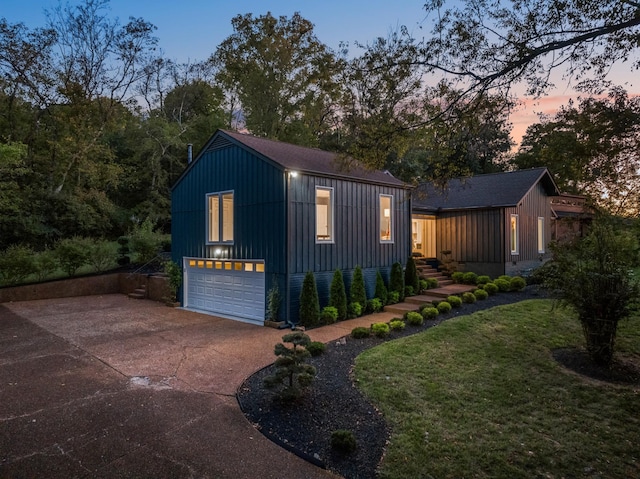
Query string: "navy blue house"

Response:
xmin=171 ymin=129 xmax=411 ymax=325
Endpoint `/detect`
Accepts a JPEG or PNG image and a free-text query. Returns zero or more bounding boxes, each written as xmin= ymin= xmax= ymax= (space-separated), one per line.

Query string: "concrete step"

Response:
xmin=383 ymin=302 xmax=420 ymax=316
xmin=128 ymin=286 xmax=147 ymax=300
xmin=426 ymin=284 xmax=477 ymax=298
xmin=405 ymin=294 xmax=442 ymax=306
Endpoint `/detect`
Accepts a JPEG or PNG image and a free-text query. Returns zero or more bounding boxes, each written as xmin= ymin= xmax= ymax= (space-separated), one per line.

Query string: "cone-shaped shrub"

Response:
xmin=404 ymin=257 xmax=420 ymax=293
xmin=374 ymin=270 xmax=388 ymax=305
xmin=389 ymin=262 xmax=405 ymax=302
xmin=350 ymin=265 xmax=367 ymax=308
xmin=329 ymin=269 xmax=348 ymax=321
xmin=299 ymin=271 xmax=320 ymax=327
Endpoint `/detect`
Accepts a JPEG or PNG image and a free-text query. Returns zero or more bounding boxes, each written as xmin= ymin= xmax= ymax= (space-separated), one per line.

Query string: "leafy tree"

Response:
xmin=299 ymin=271 xmax=320 ymax=327
xmin=513 ymin=88 xmax=640 ymax=216
xmin=350 ymin=265 xmax=367 ymax=307
xmin=0 ymin=142 xmax=29 ymax=249
xmin=543 ymin=216 xmax=639 ymax=366
xmin=211 ymin=12 xmax=342 ymax=145
xmin=329 ymin=269 xmax=348 ymax=321
xmin=421 ymin=0 xmax=640 ymax=100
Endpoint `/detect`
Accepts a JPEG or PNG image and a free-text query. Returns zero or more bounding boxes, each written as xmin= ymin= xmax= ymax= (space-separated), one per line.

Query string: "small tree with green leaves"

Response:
xmin=330 ymin=269 xmax=348 ymax=321
xmin=0 ymin=245 xmax=37 ymax=285
xmin=375 ymin=270 xmax=388 ymax=305
xmin=390 ymin=261 xmax=405 ymax=302
xmin=299 ymin=271 xmax=320 ymax=327
xmin=544 ymin=216 xmax=640 ymax=366
xmin=55 ymin=237 xmax=90 ymax=277
xmin=164 ymin=260 xmax=183 ymax=302
xmin=350 ymin=265 xmax=367 ymax=308
xmin=263 ymin=332 xmax=317 ymax=402
xmin=405 ymin=256 xmax=420 ymax=293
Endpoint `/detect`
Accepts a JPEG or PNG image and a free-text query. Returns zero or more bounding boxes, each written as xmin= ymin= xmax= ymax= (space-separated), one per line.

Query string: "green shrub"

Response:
xmin=88 ymin=239 xmax=116 ymax=273
xmin=510 ymin=276 xmax=526 ymax=291
xmin=299 ymin=271 xmax=320 ymax=327
xmin=427 ymin=277 xmax=439 ymax=289
xmin=306 ymin=341 xmax=326 ymax=357
xmin=320 ymin=306 xmax=339 ymax=324
xmin=405 ymin=256 xmax=420 ymax=292
xmin=387 ymin=291 xmax=400 ymax=305
xmin=0 ymin=245 xmax=37 ymax=285
xmin=54 ymin=237 xmax=90 ymax=277
xmin=389 ymin=262 xmax=405 ymax=301
xmin=437 ymin=301 xmax=452 ymax=314
xmin=372 ymin=322 xmax=390 ymax=338
xmin=117 ymin=236 xmax=131 ymax=265
xmin=474 ymin=288 xmax=489 ymax=300
xmin=483 ymin=282 xmax=499 ymax=295
xmin=263 ymin=332 xmax=316 ymax=401
xmin=462 ymin=272 xmax=478 ymax=285
xmin=130 ymin=218 xmax=161 ymax=264
xmin=374 ymin=270 xmax=388 ymax=305
xmin=34 ymin=249 xmax=57 ymax=282
xmin=419 ymin=279 xmax=428 ymax=292
xmin=331 ymin=429 xmax=357 ymax=454
xmin=164 ymin=260 xmax=183 ymax=302
xmin=462 ymin=292 xmax=477 ymax=303
xmin=494 ymin=278 xmax=511 ymax=292
xmin=267 ymin=277 xmax=281 ymax=321
xmin=447 ymin=295 xmax=463 ymax=307
xmin=348 ymin=302 xmax=362 ymax=318
xmin=498 ymin=275 xmax=512 ymax=283
xmin=389 ymin=320 xmax=405 ymax=331
xmin=330 ymin=269 xmax=348 ymax=321
xmin=367 ymin=297 xmax=383 ymax=313
xmin=350 ymin=265 xmax=367 ymax=307
xmin=451 ymin=272 xmax=464 ymax=283
xmin=476 ymin=275 xmax=491 ymax=285
xmin=404 ymin=285 xmax=415 ymax=297
xmin=421 ymin=306 xmax=439 ymax=320
xmin=351 ymin=326 xmax=371 ymax=339
xmin=405 ymin=311 xmax=424 ymax=326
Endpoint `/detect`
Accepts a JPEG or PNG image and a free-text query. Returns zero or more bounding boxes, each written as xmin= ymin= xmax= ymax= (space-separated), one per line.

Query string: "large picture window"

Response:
xmin=380 ymin=195 xmax=393 ymax=243
xmin=207 ymin=191 xmax=234 ymax=244
xmin=510 ymin=214 xmax=519 ymax=255
xmin=316 ymin=187 xmax=334 ymax=243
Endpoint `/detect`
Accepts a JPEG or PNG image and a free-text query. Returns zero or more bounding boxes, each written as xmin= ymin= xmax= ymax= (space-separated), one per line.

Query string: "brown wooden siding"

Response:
xmin=436 ymin=209 xmax=503 ymax=265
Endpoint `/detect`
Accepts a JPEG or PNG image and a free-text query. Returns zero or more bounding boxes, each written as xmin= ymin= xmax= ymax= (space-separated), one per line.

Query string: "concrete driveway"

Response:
xmin=0 ymin=295 xmax=352 ymax=478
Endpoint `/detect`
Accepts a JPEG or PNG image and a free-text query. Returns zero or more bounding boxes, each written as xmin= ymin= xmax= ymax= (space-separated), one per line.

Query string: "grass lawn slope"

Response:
xmin=355 ymin=299 xmax=640 ymax=479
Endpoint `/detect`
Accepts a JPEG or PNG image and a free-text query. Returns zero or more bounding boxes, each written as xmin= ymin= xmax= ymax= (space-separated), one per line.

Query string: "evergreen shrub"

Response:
xmin=437 ymin=301 xmax=452 ymax=314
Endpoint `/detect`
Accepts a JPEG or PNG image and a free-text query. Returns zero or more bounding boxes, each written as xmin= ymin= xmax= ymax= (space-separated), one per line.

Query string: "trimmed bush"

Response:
xmin=374 ymin=270 xmax=388 ymax=305
xmin=446 ymin=295 xmax=463 ymax=307
xmin=372 ymin=322 xmax=390 ymax=338
xmin=387 ymin=291 xmax=400 ymax=305
xmin=367 ymin=297 xmax=383 ymax=313
xmin=329 ymin=269 xmax=348 ymax=321
xmin=510 ymin=276 xmax=527 ymax=291
xmin=331 ymin=429 xmax=357 ymax=454
xmin=419 ymin=279 xmax=428 ymax=292
xmin=494 ymin=278 xmax=511 ymax=292
xmin=351 ymin=326 xmax=371 ymax=339
xmin=267 ymin=278 xmax=281 ymax=321
xmin=389 ymin=262 xmax=405 ymax=301
xmin=405 ymin=256 xmax=420 ymax=292
xmin=299 ymin=271 xmax=320 ymax=327
xmin=320 ymin=306 xmax=339 ymax=325
xmin=476 ymin=275 xmax=491 ymax=285
xmin=421 ymin=306 xmax=439 ymax=320
xmin=350 ymin=265 xmax=367 ymax=307
xmin=389 ymin=320 xmax=405 ymax=331
xmin=437 ymin=301 xmax=452 ymax=314
xmin=405 ymin=311 xmax=424 ymax=326
xmin=462 ymin=292 xmax=477 ymax=303
xmin=348 ymin=302 xmax=362 ymax=318
xmin=427 ymin=277 xmax=439 ymax=289
xmin=451 ymin=272 xmax=465 ymax=283
xmin=263 ymin=332 xmax=316 ymax=402
xmin=498 ymin=275 xmax=512 ymax=283
xmin=306 ymin=341 xmax=326 ymax=357
xmin=462 ymin=272 xmax=478 ymax=285
xmin=483 ymin=282 xmax=499 ymax=295
xmin=474 ymin=288 xmax=489 ymax=300
xmin=404 ymin=285 xmax=415 ymax=297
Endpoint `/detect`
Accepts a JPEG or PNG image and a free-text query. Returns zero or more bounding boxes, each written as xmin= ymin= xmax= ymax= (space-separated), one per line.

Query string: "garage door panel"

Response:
xmin=184 ymin=258 xmax=265 ymax=324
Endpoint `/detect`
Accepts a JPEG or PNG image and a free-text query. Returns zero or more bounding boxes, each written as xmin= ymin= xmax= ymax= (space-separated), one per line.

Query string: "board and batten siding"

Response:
xmin=171 ymin=142 xmax=287 ymax=279
xmin=504 ymin=181 xmax=553 ymax=275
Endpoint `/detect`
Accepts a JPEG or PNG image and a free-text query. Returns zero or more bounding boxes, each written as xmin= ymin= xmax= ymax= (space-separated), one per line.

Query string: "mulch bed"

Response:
xmin=237 ymin=287 xmax=553 ymax=479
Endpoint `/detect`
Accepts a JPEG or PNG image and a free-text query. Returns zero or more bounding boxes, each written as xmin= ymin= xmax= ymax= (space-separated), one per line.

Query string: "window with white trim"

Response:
xmin=537 ymin=217 xmax=545 ymax=253
xmin=316 ymin=187 xmax=334 ymax=243
xmin=510 ymin=214 xmax=519 ymax=255
xmin=380 ymin=194 xmax=393 ymax=243
xmin=207 ymin=191 xmax=234 ymax=244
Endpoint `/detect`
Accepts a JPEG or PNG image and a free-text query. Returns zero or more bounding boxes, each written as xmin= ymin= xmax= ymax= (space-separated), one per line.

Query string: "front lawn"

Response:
xmin=355 ymin=299 xmax=640 ymax=478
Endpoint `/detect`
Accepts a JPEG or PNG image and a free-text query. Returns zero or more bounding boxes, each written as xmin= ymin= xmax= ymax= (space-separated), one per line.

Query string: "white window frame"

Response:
xmin=379 ymin=194 xmax=394 ymax=243
xmin=206 ymin=190 xmax=234 ymax=245
xmin=510 ymin=214 xmax=519 ymax=255
xmin=315 ymin=186 xmax=334 ymax=243
xmin=537 ymin=217 xmax=545 ymax=254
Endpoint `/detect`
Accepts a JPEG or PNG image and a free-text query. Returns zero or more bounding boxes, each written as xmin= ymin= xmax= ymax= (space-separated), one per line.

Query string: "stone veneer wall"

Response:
xmin=0 ymin=273 xmax=171 ymax=304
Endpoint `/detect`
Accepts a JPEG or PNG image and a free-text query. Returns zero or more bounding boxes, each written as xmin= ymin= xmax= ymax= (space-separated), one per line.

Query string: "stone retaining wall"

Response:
xmin=0 ymin=273 xmax=171 ymax=304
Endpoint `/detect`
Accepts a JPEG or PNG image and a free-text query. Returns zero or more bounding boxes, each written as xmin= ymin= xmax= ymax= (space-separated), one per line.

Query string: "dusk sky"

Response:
xmin=3 ymin=0 xmax=638 ymax=144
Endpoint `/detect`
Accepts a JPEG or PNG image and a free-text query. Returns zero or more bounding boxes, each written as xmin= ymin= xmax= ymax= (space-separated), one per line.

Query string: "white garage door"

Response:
xmin=184 ymin=258 xmax=266 ymax=325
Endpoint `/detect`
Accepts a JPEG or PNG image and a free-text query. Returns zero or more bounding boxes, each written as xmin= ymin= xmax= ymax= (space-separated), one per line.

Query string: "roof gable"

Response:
xmin=413 ymin=168 xmax=560 ymax=211
xmin=173 ymin=129 xmax=406 ymax=189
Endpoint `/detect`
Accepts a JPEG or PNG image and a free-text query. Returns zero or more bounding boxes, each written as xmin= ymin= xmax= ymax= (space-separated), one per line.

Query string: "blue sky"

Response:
xmin=1 ymin=0 xmax=431 ymax=62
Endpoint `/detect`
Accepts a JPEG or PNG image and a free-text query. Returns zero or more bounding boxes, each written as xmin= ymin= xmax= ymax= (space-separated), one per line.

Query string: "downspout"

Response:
xmin=284 ymin=170 xmax=292 ymax=328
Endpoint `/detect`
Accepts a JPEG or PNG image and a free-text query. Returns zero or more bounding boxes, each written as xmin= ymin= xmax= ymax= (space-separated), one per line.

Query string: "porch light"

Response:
xmin=214 ymin=248 xmax=222 ymax=257
xmin=289 ymin=171 xmax=299 ymax=178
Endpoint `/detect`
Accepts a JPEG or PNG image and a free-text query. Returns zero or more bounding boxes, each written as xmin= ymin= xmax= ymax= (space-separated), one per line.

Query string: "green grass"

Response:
xmin=354 ymin=300 xmax=640 ymax=479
